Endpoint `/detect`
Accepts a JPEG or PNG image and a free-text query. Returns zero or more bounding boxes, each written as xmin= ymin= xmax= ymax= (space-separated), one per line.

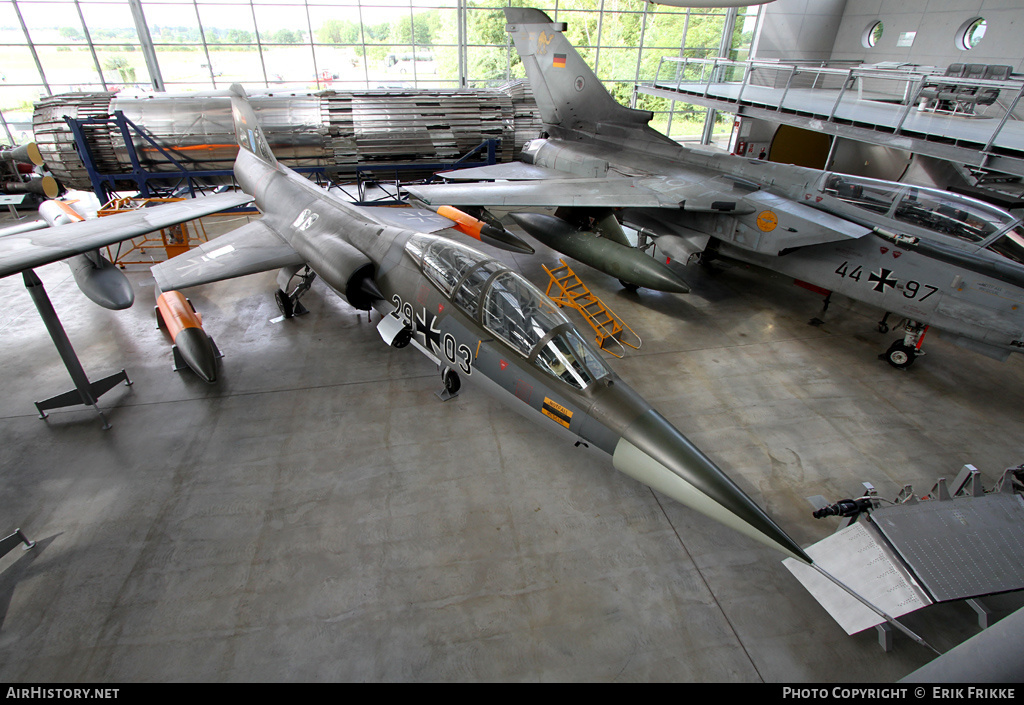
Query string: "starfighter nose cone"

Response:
xmin=613 ymin=409 xmax=810 ymax=562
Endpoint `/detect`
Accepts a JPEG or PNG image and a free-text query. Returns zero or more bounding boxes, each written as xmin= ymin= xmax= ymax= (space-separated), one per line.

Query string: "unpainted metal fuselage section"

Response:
xmin=409 ymin=7 xmax=1024 ymax=366
xmin=167 ymin=87 xmax=811 ymax=564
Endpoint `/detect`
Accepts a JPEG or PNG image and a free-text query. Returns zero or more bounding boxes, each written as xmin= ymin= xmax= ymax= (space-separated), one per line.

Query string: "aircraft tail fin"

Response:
xmin=504 ymin=7 xmax=654 ymax=134
xmin=228 ymin=84 xmax=278 ymax=166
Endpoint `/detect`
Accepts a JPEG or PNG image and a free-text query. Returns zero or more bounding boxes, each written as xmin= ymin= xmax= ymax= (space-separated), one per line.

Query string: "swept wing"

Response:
xmin=0 ymin=191 xmax=254 ymax=278
xmin=407 ymin=169 xmax=762 ymax=214
xmin=407 ymin=178 xmax=686 ymax=210
xmin=434 ymin=162 xmax=590 ymax=181
xmin=152 ymin=203 xmax=522 ymax=292
xmin=152 ymin=219 xmax=301 ymax=291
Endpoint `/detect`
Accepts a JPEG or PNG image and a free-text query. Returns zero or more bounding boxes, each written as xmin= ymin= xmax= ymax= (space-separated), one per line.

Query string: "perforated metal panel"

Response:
xmin=870 ymin=493 xmax=1024 ymax=602
xmin=784 ymin=521 xmax=932 ymax=635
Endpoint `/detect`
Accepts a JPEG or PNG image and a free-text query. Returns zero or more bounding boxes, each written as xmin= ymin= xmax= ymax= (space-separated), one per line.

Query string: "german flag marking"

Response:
xmin=542 ymin=397 xmax=573 ymax=428
xmin=553 ymin=53 xmax=566 ymax=68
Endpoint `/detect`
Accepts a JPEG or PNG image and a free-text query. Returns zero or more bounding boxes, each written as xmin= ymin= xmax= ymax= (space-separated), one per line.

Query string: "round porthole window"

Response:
xmin=862 ymin=21 xmax=884 ymax=49
xmin=957 ymin=17 xmax=987 ymax=50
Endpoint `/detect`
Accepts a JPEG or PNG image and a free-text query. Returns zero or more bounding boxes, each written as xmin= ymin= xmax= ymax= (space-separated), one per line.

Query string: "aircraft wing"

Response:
xmin=435 ymin=163 xmax=590 ymax=181
xmin=357 ymin=205 xmax=465 ymax=232
xmin=406 ymin=178 xmax=684 ymax=209
xmin=152 ymin=219 xmax=302 ymax=291
xmin=406 ymin=172 xmax=757 ymax=214
xmin=0 ymin=191 xmax=254 ymax=278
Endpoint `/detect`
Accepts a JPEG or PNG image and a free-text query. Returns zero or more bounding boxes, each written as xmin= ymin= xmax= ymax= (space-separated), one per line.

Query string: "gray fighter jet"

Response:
xmin=406 ymin=7 xmax=1024 ymax=369
xmin=150 ymin=83 xmax=811 ymax=564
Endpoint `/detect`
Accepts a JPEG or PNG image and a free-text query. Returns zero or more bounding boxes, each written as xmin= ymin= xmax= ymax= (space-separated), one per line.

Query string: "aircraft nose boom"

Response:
xmin=613 ymin=410 xmax=810 ymax=562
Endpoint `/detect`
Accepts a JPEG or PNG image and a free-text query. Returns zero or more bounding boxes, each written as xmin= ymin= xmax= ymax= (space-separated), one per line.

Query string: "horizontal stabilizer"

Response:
xmin=783 ymin=522 xmax=932 ymax=635
xmin=152 ymin=219 xmax=302 ymax=291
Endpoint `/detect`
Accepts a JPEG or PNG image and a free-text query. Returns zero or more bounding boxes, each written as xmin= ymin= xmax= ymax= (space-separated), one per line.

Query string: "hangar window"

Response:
xmin=957 ymin=18 xmax=987 ymax=51
xmin=862 ymin=21 xmax=884 ymax=49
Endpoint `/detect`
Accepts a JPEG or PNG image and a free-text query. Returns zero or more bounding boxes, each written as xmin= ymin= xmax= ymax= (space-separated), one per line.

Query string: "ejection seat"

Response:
xmin=918 ymin=64 xmax=965 ymax=109
xmin=919 ymin=63 xmax=1012 ymax=114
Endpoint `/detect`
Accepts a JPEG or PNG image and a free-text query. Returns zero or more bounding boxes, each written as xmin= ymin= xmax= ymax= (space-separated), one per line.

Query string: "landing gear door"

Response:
xmin=376 ymin=306 xmax=409 ymax=348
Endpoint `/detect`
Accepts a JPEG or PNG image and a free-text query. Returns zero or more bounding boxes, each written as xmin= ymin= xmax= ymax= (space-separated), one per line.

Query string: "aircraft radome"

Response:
xmin=405 ymin=7 xmax=1024 ymax=370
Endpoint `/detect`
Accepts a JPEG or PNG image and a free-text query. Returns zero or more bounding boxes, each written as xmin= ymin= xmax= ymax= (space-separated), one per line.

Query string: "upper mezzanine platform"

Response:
xmin=638 ymin=58 xmax=1024 ymax=179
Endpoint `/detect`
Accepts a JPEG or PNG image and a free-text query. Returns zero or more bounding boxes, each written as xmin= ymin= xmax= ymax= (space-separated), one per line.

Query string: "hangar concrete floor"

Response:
xmin=1 ymin=210 xmax=1022 ymax=682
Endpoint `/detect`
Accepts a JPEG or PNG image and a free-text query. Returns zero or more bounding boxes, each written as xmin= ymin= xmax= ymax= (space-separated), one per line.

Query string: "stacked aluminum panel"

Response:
xmin=500 ymin=79 xmax=544 ymax=151
xmin=32 ymin=86 xmax=541 ymax=191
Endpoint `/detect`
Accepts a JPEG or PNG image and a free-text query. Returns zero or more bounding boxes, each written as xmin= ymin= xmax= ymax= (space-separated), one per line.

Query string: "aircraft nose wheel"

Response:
xmin=882 ymin=340 xmax=918 ymax=369
xmin=443 ymin=368 xmax=461 ymax=395
xmin=435 ymin=367 xmax=461 ymax=401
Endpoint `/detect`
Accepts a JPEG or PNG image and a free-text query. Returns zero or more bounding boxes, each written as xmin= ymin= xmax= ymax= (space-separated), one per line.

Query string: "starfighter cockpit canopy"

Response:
xmin=407 ymin=233 xmax=611 ymax=389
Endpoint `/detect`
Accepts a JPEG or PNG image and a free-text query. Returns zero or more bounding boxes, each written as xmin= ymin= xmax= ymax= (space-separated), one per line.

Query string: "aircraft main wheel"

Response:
xmin=883 ymin=341 xmax=917 ymax=369
xmin=442 ymin=368 xmax=461 ymax=395
xmin=275 ymin=289 xmax=294 ymax=318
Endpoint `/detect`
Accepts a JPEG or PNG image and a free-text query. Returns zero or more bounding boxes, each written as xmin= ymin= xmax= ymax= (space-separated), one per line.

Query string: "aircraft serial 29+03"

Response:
xmin=148 ymin=84 xmax=813 ymax=566
xmin=406 ymin=7 xmax=1024 ymax=370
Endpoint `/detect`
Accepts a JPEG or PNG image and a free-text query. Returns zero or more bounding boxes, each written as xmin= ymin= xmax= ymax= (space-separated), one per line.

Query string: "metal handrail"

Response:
xmin=653 ymin=56 xmax=1024 ymax=99
xmin=649 ymin=56 xmax=1024 ymax=164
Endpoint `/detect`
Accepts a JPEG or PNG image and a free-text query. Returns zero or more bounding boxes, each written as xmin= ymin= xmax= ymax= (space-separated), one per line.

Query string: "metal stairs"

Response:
xmin=542 ymin=260 xmax=641 ymax=358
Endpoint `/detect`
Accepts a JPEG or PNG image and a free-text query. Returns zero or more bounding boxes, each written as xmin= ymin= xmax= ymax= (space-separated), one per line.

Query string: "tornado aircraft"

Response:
xmin=406 ymin=7 xmax=1024 ymax=369
xmin=149 ymin=83 xmax=811 ymax=564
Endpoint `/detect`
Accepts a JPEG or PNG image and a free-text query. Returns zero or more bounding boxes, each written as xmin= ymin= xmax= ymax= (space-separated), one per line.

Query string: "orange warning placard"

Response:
xmin=542 ymin=397 xmax=573 ymax=428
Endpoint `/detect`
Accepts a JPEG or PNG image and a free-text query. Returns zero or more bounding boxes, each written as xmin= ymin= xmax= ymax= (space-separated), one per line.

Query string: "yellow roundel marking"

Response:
xmin=756 ymin=210 xmax=778 ymax=232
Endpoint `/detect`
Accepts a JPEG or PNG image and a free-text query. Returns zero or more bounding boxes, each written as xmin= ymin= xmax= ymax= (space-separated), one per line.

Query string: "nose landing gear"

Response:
xmin=881 ymin=321 xmax=928 ymax=369
xmin=435 ymin=367 xmax=461 ymax=401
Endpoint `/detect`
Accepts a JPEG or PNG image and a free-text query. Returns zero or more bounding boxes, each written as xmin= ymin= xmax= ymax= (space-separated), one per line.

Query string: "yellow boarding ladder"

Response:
xmin=542 ymin=260 xmax=641 ymax=358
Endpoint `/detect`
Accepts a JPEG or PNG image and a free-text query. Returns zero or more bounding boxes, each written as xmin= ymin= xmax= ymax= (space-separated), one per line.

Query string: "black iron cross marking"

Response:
xmin=415 ymin=307 xmax=442 ymax=356
xmin=869 ymin=268 xmax=898 ymax=293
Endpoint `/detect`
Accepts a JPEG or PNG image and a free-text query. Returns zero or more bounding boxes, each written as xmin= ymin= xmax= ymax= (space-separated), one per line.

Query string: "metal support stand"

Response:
xmin=967 ymin=598 xmax=996 ymax=629
xmin=0 ymin=528 xmax=35 ymax=558
xmin=64 ymin=111 xmax=501 ymax=207
xmin=23 ymin=269 xmax=131 ymax=430
xmin=875 ymin=622 xmax=893 ymax=652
